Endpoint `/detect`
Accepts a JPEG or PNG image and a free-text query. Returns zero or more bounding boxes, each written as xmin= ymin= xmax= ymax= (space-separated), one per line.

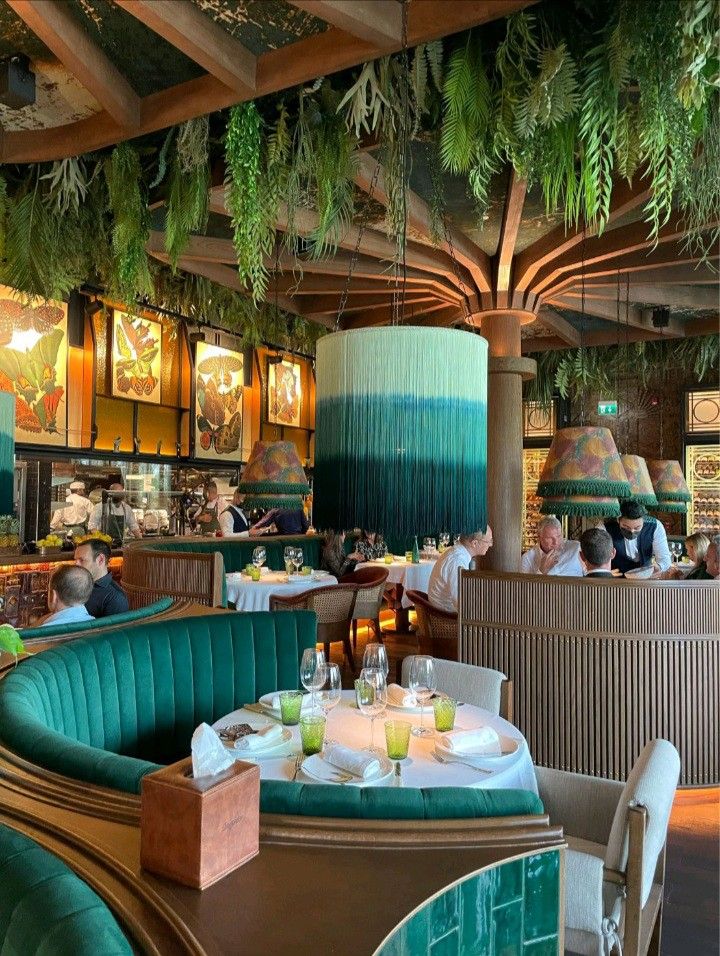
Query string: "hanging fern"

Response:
xmin=440 ymin=34 xmax=492 ymax=174
xmin=104 ymin=143 xmax=152 ymax=302
xmin=515 ymin=42 xmax=579 ymax=139
xmin=165 ymin=118 xmax=210 ymax=269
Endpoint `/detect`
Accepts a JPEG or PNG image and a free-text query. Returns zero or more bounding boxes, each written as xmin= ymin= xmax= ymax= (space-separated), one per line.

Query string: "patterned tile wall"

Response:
xmin=377 ymin=849 xmax=561 ymax=956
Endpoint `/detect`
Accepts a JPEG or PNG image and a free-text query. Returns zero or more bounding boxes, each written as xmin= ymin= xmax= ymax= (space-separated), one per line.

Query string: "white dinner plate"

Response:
xmin=228 ymin=726 xmax=294 ymax=759
xmin=288 ymin=573 xmax=313 ymax=581
xmin=257 ymin=691 xmax=313 ymax=716
xmin=300 ymin=752 xmax=393 ymax=787
xmin=311 ymin=571 xmax=332 ymax=581
xmin=386 ymin=700 xmax=425 ymax=715
xmin=434 ymin=732 xmax=519 ymax=762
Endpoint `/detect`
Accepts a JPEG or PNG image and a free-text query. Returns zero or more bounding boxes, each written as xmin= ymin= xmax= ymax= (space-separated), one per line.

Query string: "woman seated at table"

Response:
xmin=355 ymin=530 xmax=388 ymax=562
xmin=321 ymin=531 xmax=364 ymax=580
xmin=662 ymin=531 xmax=710 ymax=579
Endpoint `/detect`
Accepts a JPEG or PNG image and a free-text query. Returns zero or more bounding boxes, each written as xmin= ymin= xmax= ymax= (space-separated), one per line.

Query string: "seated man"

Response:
xmin=41 ymin=565 xmax=94 ymax=627
xmin=520 ymin=516 xmax=583 ymax=576
xmin=219 ymin=489 xmax=250 ymax=537
xmin=703 ymin=534 xmax=720 ymax=580
xmin=579 ymin=527 xmax=616 ymax=578
xmin=74 ymin=538 xmax=130 ymax=618
xmin=251 ymin=507 xmax=309 ymax=536
xmin=427 ymin=527 xmax=493 ymax=614
xmin=605 ymin=499 xmax=671 ymax=574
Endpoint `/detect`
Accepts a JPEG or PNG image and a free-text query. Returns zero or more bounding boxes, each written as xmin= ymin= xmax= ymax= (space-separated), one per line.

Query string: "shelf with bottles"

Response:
xmin=686 ymin=444 xmax=720 ymax=536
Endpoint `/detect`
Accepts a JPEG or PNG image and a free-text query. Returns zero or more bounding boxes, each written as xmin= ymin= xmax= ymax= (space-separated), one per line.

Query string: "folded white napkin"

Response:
xmin=386 ymin=683 xmax=418 ymax=708
xmin=439 ymin=726 xmax=501 ymax=755
xmin=268 ymin=693 xmax=313 ymax=713
xmin=324 ymin=743 xmax=381 ymax=779
xmin=234 ymin=724 xmax=283 ymax=752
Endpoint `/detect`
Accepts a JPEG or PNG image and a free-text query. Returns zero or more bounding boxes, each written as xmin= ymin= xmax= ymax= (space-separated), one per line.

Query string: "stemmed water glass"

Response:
xmin=284 ymin=546 xmax=295 ymax=573
xmin=439 ymin=533 xmax=450 ymax=552
xmin=292 ymin=547 xmax=304 ymax=574
xmin=409 ymin=655 xmax=436 ymax=737
xmin=300 ymin=648 xmax=326 ymax=714
xmin=252 ymin=546 xmax=266 ymax=570
xmin=362 ymin=642 xmax=389 ymax=681
xmin=357 ymin=667 xmax=387 ymax=752
xmin=317 ymin=662 xmax=342 ymax=742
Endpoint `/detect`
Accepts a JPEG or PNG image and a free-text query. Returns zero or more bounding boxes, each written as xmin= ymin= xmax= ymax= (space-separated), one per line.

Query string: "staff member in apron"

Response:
xmin=50 ymin=481 xmax=93 ymax=537
xmin=219 ymin=489 xmax=250 ymax=537
xmin=194 ymin=481 xmax=222 ymax=534
xmin=88 ymin=483 xmax=142 ymax=540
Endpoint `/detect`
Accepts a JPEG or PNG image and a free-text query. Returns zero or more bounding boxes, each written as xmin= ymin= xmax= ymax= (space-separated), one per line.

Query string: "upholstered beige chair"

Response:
xmin=404 ymin=589 xmax=458 ymax=659
xmin=270 ymin=585 xmax=358 ymax=673
xmin=536 ymin=739 xmax=680 ymax=956
xmin=400 ymin=656 xmax=512 ymax=721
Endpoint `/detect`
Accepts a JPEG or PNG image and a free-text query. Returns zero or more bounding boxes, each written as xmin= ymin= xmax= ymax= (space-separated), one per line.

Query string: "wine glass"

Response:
xmin=318 ymin=662 xmax=342 ymax=742
xmin=293 ymin=547 xmax=304 ymax=574
xmin=357 ymin=667 xmax=387 ymax=751
xmin=252 ymin=546 xmax=266 ymax=570
xmin=362 ymin=642 xmax=389 ymax=681
xmin=409 ymin=655 xmax=436 ymax=737
xmin=284 ymin=545 xmax=295 ymax=573
xmin=439 ymin=532 xmax=450 ymax=552
xmin=300 ymin=648 xmax=325 ymax=714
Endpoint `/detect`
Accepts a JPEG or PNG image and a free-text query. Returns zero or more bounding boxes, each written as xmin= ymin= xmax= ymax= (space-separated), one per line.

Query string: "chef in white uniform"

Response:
xmin=50 ymin=481 xmax=93 ymax=537
xmin=88 ymin=483 xmax=142 ymax=539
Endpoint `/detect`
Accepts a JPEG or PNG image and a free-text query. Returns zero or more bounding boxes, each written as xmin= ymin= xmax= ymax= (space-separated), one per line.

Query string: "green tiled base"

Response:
xmin=376 ymin=849 xmax=561 ymax=956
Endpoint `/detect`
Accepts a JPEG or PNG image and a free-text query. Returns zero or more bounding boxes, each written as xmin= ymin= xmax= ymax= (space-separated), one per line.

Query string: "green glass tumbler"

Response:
xmin=279 ymin=691 xmax=303 ymax=726
xmin=384 ymin=720 xmax=412 ymax=760
xmin=299 ymin=715 xmax=326 ymax=755
xmin=432 ymin=697 xmax=457 ymax=732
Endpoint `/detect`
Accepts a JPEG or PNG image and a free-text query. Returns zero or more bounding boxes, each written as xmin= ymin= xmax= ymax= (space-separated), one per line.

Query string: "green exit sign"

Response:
xmin=598 ymin=400 xmax=618 ymax=416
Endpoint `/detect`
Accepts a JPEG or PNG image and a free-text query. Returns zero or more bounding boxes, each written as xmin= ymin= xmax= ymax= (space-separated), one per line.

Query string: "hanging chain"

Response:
xmin=391 ymin=0 xmax=411 ymax=326
xmin=625 ymin=272 xmax=631 ymax=453
xmin=580 ymin=226 xmax=587 ymax=425
xmin=335 ymin=159 xmax=382 ymax=331
xmin=427 ymin=135 xmax=472 ymax=322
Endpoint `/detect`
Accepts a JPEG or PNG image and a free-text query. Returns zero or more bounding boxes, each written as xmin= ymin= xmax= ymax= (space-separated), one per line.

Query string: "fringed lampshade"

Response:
xmin=537 ymin=426 xmax=630 ymax=516
xmin=646 ymin=459 xmax=691 ymax=514
xmin=313 ymin=327 xmax=487 ymax=539
xmin=621 ymin=455 xmax=658 ymax=507
xmin=238 ymin=440 xmax=310 ymax=511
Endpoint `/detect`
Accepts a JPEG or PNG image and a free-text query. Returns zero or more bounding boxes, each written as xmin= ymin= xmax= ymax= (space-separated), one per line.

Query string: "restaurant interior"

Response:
xmin=0 ymin=0 xmax=717 ymax=953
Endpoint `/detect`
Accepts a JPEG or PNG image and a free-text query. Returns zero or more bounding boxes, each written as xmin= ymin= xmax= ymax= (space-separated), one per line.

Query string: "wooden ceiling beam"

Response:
xmin=7 ymin=0 xmax=141 ymax=129
xmin=685 ymin=315 xmax=720 ymax=336
xmin=301 ymin=293 xmax=439 ymax=316
xmin=546 ymin=294 xmax=684 ymax=337
xmin=556 ymin=284 xmax=719 ymax=310
xmin=534 ymin=307 xmax=581 ymax=347
xmin=288 ymin=1 xmax=402 ymax=50
xmin=354 ymin=152 xmax=492 ymax=294
xmin=410 ymin=304 xmax=466 ymax=327
xmin=343 ymin=299 xmax=459 ymax=329
xmin=114 ymin=0 xmax=256 ymax=96
xmin=496 ymin=170 xmax=527 ymax=308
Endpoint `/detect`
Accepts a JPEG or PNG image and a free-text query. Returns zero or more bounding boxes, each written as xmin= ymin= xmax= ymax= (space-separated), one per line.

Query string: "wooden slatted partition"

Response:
xmin=459 ymin=573 xmax=720 ymax=785
xmin=122 ymin=548 xmax=225 ymax=608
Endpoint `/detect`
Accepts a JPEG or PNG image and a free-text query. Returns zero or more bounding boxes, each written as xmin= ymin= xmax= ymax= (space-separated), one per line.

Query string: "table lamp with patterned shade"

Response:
xmin=537 ymin=426 xmax=631 ymax=517
xmin=621 ymin=455 xmax=659 ymax=507
xmin=313 ymin=327 xmax=488 ymax=539
xmin=646 ymin=459 xmax=692 ymax=514
xmin=238 ymin=440 xmax=310 ymax=511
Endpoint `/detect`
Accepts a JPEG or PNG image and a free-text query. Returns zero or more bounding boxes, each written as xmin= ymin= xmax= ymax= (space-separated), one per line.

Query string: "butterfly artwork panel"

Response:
xmin=0 ymin=285 xmax=68 ymax=446
xmin=267 ymin=360 xmax=302 ymax=428
xmin=111 ymin=310 xmax=162 ymax=405
xmin=194 ymin=341 xmax=244 ymax=460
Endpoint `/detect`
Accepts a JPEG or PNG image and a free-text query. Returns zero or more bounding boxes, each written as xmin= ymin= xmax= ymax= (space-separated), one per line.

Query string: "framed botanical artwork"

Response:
xmin=111 ymin=309 xmax=162 ymax=404
xmin=195 ymin=342 xmax=244 ymax=459
xmin=0 ymin=284 xmax=67 ymax=446
xmin=267 ymin=359 xmax=302 ymax=428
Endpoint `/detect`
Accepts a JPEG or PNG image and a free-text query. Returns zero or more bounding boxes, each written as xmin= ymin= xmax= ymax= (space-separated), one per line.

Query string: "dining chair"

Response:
xmin=399 ymin=656 xmax=512 ymax=721
xmin=339 ymin=566 xmax=390 ymax=649
xmin=270 ymin=585 xmax=358 ymax=673
xmin=535 ymin=739 xmax=680 ymax=956
xmin=404 ymin=589 xmax=458 ymax=659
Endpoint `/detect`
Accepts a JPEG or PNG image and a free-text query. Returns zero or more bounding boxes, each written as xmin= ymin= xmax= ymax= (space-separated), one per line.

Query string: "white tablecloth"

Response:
xmin=214 ymin=691 xmax=537 ymax=794
xmin=370 ymin=557 xmax=437 ymax=607
xmin=226 ymin=571 xmax=337 ymax=612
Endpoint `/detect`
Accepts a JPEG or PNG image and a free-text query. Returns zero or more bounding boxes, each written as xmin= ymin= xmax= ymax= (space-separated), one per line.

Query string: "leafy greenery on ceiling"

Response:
xmin=0 ymin=0 xmax=716 ymax=349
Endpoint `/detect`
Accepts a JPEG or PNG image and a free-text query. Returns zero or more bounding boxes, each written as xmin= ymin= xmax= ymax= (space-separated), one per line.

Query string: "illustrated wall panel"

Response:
xmin=194 ymin=341 xmax=244 ymax=461
xmin=111 ymin=309 xmax=161 ymax=405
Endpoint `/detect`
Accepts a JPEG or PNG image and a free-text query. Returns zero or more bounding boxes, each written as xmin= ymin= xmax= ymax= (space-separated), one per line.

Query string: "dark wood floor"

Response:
xmin=333 ymin=615 xmax=720 ymax=956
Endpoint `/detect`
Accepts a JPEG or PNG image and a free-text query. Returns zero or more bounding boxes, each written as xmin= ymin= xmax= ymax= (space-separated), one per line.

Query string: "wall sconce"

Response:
xmin=113 ymin=436 xmax=121 ymax=452
xmin=156 ymin=440 xmax=163 ymax=456
xmin=86 ymin=297 xmax=103 ymax=317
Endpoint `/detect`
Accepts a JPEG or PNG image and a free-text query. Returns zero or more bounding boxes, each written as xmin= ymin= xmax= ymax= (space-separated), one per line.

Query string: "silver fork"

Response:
xmin=432 ymin=752 xmax=492 ymax=774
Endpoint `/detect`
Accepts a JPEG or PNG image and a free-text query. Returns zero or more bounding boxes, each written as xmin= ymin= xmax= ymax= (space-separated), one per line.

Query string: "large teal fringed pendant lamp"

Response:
xmin=313 ymin=327 xmax=488 ymax=539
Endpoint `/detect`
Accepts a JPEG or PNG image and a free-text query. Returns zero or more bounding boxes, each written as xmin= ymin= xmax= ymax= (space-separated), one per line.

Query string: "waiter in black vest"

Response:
xmin=605 ymin=499 xmax=672 ymax=574
xmin=219 ymin=489 xmax=250 ymax=537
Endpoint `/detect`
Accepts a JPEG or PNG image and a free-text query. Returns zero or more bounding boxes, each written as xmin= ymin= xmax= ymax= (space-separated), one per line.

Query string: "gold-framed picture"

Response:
xmin=111 ymin=309 xmax=162 ymax=404
xmin=195 ymin=342 xmax=244 ymax=459
xmin=0 ymin=284 xmax=68 ymax=446
xmin=267 ymin=359 xmax=301 ymax=428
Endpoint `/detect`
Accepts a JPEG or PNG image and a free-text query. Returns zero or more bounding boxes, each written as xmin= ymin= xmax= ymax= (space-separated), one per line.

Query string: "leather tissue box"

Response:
xmin=140 ymin=756 xmax=260 ymax=889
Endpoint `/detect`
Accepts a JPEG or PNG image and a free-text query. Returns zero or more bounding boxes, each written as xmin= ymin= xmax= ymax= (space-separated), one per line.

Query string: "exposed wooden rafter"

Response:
xmin=546 ymin=293 xmax=684 ymax=337
xmin=495 ymin=170 xmax=527 ymax=308
xmin=288 ymin=1 xmax=402 ymax=50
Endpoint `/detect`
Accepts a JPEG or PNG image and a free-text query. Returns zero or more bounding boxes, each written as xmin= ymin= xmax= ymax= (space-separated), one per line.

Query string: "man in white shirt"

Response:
xmin=520 ymin=516 xmax=584 ymax=576
xmin=427 ymin=527 xmax=493 ymax=614
xmin=604 ymin=500 xmax=671 ymax=574
xmin=88 ymin=484 xmax=142 ymax=539
xmin=40 ymin=565 xmax=94 ymax=627
xmin=219 ymin=490 xmax=250 ymax=537
xmin=50 ymin=481 xmax=93 ymax=536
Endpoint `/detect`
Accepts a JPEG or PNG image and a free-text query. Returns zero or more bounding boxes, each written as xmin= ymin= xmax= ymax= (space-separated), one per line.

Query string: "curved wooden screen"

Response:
xmin=459 ymin=573 xmax=720 ymax=786
xmin=122 ymin=548 xmax=224 ymax=608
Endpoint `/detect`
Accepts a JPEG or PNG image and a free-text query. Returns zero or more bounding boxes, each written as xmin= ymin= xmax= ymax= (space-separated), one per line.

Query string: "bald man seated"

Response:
xmin=40 ymin=565 xmax=95 ymax=627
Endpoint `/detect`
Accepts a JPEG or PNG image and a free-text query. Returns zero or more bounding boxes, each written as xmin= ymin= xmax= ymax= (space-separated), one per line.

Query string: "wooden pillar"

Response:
xmin=479 ymin=311 xmax=536 ymax=572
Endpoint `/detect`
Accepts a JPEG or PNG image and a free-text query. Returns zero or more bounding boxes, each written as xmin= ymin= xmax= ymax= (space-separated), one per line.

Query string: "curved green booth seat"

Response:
xmin=0 ymin=823 xmax=133 ymax=955
xmin=19 ymin=597 xmax=175 ymax=641
xmin=141 ymin=536 xmax=323 ymax=573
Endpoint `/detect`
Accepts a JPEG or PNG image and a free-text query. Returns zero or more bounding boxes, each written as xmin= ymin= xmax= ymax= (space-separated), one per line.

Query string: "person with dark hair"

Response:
xmin=604 ymin=499 xmax=671 ymax=574
xmin=219 ymin=489 xmax=250 ymax=537
xmin=579 ymin=528 xmax=616 ymax=578
xmin=320 ymin=531 xmax=364 ymax=580
xmin=74 ymin=538 xmax=129 ymax=618
xmin=41 ymin=565 xmax=95 ymax=627
xmin=356 ymin=530 xmax=388 ymax=562
xmin=251 ymin=507 xmax=309 ymax=536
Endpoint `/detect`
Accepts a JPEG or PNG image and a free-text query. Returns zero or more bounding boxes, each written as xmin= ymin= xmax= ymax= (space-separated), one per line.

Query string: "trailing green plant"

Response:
xmin=165 ymin=117 xmax=210 ymax=269
xmin=104 ymin=143 xmax=152 ymax=303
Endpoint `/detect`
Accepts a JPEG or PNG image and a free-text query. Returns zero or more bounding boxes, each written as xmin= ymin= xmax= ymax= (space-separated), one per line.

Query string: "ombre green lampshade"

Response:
xmin=621 ymin=455 xmax=658 ymax=507
xmin=540 ymin=495 xmax=621 ymax=518
xmin=538 ymin=427 xmax=631 ymax=499
xmin=313 ymin=328 xmax=487 ymax=539
xmin=238 ymin=440 xmax=310 ymax=511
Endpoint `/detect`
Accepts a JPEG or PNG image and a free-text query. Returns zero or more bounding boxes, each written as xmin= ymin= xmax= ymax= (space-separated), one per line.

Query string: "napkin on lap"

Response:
xmin=268 ymin=693 xmax=313 ymax=712
xmin=234 ymin=724 xmax=283 ymax=752
xmin=439 ymin=726 xmax=502 ymax=755
xmin=386 ymin=683 xmax=418 ymax=708
xmin=324 ymin=743 xmax=381 ymax=779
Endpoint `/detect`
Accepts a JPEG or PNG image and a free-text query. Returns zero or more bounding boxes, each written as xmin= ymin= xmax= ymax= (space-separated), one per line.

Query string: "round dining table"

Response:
xmin=372 ymin=556 xmax=438 ymax=606
xmin=226 ymin=570 xmax=337 ymax=612
xmin=213 ymin=691 xmax=538 ymax=794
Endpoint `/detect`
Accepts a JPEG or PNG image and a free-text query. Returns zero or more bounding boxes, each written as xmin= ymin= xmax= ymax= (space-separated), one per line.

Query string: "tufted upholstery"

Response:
xmin=0 ymin=824 xmax=133 ymax=955
xmin=0 ymin=611 xmax=317 ymax=794
xmin=19 ymin=597 xmax=174 ymax=641
xmin=143 ymin=536 xmax=323 ymax=573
